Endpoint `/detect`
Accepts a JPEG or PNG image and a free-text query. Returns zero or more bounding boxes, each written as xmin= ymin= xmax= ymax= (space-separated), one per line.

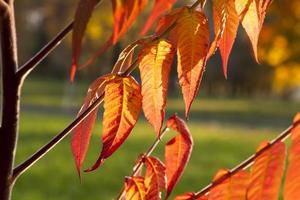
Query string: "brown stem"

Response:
xmin=116 ymin=127 xmax=169 ymax=200
xmin=193 ymin=119 xmax=300 ymax=199
xmin=16 ymin=22 xmax=73 ymax=79
xmin=0 ymin=1 xmax=21 ymax=199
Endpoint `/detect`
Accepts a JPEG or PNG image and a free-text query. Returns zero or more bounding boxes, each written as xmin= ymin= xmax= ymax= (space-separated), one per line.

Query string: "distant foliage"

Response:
xmin=69 ymin=0 xmax=300 ymax=199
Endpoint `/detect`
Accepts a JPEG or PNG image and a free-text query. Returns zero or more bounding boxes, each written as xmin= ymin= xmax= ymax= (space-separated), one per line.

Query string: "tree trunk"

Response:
xmin=0 ymin=1 xmax=21 ymax=199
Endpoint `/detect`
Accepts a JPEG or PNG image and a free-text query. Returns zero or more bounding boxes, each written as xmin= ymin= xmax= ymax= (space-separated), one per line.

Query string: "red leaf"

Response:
xmin=284 ymin=113 xmax=300 ymax=200
xmin=71 ymin=75 xmax=107 ymax=177
xmin=144 ymin=156 xmax=167 ymax=199
xmin=71 ymin=0 xmax=101 ymax=81
xmin=247 ymin=141 xmax=286 ymax=200
xmin=209 ymin=169 xmax=249 ymax=200
xmin=165 ymin=114 xmax=193 ymax=198
xmin=173 ymin=8 xmax=209 ymax=117
xmin=125 ymin=176 xmax=147 ymax=200
xmin=213 ymin=0 xmax=239 ymax=78
xmin=140 ymin=0 xmax=177 ymax=36
xmin=86 ymin=75 xmax=142 ymax=171
xmin=138 ymin=39 xmax=175 ymax=136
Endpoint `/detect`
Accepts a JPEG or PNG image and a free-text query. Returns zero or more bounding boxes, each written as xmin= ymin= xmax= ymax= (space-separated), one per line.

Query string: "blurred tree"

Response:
xmin=259 ymin=0 xmax=300 ymax=96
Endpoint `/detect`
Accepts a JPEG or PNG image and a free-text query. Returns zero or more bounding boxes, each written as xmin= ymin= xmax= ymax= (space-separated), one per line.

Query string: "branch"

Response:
xmin=193 ymin=119 xmax=300 ymax=199
xmin=16 ymin=22 xmax=73 ymax=78
xmin=13 ymin=0 xmax=203 ymax=181
xmin=0 ymin=0 xmax=9 ymax=18
xmin=116 ymin=126 xmax=169 ymax=200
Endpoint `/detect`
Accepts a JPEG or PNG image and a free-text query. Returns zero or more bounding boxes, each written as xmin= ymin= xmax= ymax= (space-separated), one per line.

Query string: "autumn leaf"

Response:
xmin=235 ymin=0 xmax=272 ymax=62
xmin=247 ymin=141 xmax=286 ymax=200
xmin=125 ymin=176 xmax=147 ymax=200
xmin=213 ymin=0 xmax=239 ymax=78
xmin=85 ymin=75 xmax=142 ymax=171
xmin=71 ymin=0 xmax=102 ymax=81
xmin=209 ymin=169 xmax=249 ymax=200
xmin=81 ymin=0 xmax=148 ymax=68
xmin=138 ymin=39 xmax=175 ymax=136
xmin=140 ymin=0 xmax=177 ymax=35
xmin=284 ymin=113 xmax=300 ymax=200
xmin=143 ymin=156 xmax=167 ymax=199
xmin=155 ymin=8 xmax=182 ymax=40
xmin=174 ymin=8 xmax=209 ymax=117
xmin=112 ymin=0 xmax=148 ymax=44
xmin=165 ymin=114 xmax=193 ymax=198
xmin=71 ymin=75 xmax=107 ymax=176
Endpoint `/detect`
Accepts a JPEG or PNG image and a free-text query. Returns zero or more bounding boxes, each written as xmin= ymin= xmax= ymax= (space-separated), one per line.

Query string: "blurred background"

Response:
xmin=1 ymin=0 xmax=299 ymax=199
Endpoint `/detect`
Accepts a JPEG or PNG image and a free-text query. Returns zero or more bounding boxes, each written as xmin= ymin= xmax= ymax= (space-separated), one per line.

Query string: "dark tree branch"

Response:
xmin=193 ymin=119 xmax=300 ymax=199
xmin=0 ymin=1 xmax=21 ymax=199
xmin=12 ymin=94 xmax=104 ymax=181
xmin=16 ymin=22 xmax=73 ymax=79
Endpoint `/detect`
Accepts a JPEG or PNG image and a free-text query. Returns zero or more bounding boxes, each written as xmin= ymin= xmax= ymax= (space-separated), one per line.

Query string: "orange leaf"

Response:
xmin=125 ymin=176 xmax=147 ymax=200
xmin=284 ymin=113 xmax=300 ymax=200
xmin=71 ymin=0 xmax=101 ymax=81
xmin=247 ymin=141 xmax=286 ymax=200
xmin=165 ymin=114 xmax=193 ymax=198
xmin=112 ymin=0 xmax=148 ymax=44
xmin=143 ymin=156 xmax=167 ymax=199
xmin=174 ymin=8 xmax=209 ymax=117
xmin=155 ymin=8 xmax=182 ymax=39
xmin=213 ymin=0 xmax=239 ymax=78
xmin=209 ymin=169 xmax=249 ymax=200
xmin=235 ymin=0 xmax=271 ymax=62
xmin=81 ymin=0 xmax=148 ymax=68
xmin=71 ymin=75 xmax=107 ymax=176
xmin=86 ymin=75 xmax=142 ymax=171
xmin=138 ymin=39 xmax=175 ymax=136
xmin=140 ymin=0 xmax=177 ymax=35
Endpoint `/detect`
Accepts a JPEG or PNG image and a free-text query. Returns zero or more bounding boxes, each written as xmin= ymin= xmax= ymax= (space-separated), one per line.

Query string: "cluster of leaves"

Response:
xmin=176 ymin=114 xmax=300 ymax=200
xmin=67 ymin=0 xmax=300 ymax=199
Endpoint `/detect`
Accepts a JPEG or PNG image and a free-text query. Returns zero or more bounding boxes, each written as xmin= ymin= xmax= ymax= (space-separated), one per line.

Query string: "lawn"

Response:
xmin=13 ymin=78 xmax=300 ymax=199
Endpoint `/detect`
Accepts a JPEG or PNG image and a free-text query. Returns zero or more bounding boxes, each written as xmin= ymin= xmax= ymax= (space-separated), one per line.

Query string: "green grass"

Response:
xmin=12 ymin=78 xmax=299 ymax=199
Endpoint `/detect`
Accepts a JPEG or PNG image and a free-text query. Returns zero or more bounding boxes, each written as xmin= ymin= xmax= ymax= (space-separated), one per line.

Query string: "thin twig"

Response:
xmin=193 ymin=119 xmax=300 ymax=199
xmin=16 ymin=22 xmax=73 ymax=78
xmin=116 ymin=127 xmax=169 ymax=200
xmin=13 ymin=0 xmax=205 ymax=181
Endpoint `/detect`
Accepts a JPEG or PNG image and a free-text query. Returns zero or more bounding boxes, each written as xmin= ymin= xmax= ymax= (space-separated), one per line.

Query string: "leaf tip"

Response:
xmin=84 ymin=157 xmax=105 ymax=172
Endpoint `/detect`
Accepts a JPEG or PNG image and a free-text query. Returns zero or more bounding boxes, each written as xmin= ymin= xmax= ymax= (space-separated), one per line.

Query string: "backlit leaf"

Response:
xmin=71 ymin=0 xmax=101 ymax=81
xmin=284 ymin=113 xmax=300 ymax=200
xmin=235 ymin=0 xmax=272 ymax=62
xmin=213 ymin=0 xmax=239 ymax=78
xmin=140 ymin=0 xmax=177 ymax=35
xmin=143 ymin=156 xmax=167 ymax=199
xmin=71 ymin=75 xmax=107 ymax=176
xmin=247 ymin=141 xmax=286 ymax=200
xmin=125 ymin=176 xmax=147 ymax=200
xmin=174 ymin=8 xmax=209 ymax=117
xmin=138 ymin=39 xmax=175 ymax=136
xmin=165 ymin=114 xmax=193 ymax=198
xmin=209 ymin=169 xmax=249 ymax=200
xmin=86 ymin=75 xmax=142 ymax=171
xmin=81 ymin=0 xmax=148 ymax=68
